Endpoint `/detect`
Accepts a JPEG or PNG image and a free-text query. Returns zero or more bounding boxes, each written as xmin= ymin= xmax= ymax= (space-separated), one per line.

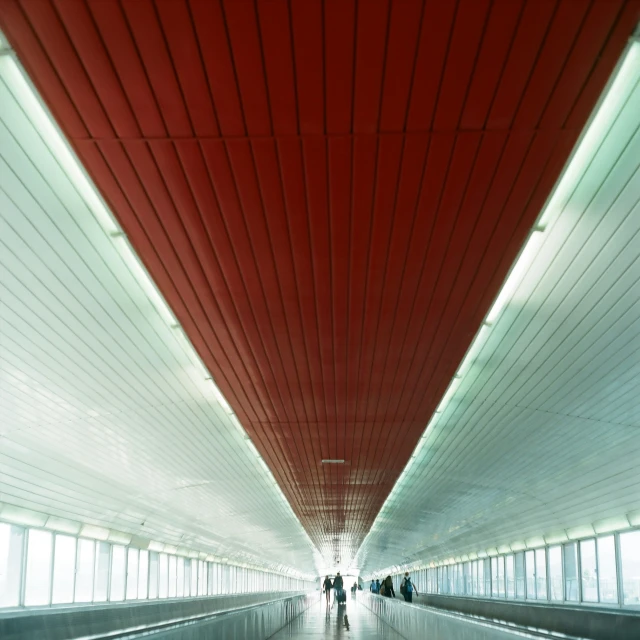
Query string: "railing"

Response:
xmin=360 ymin=591 xmax=563 ymax=639
xmin=0 ymin=591 xmax=316 ymax=640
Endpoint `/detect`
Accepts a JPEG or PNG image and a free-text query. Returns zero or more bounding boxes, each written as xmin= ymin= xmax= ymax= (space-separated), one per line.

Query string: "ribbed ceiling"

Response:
xmin=1 ymin=0 xmax=637 ymax=568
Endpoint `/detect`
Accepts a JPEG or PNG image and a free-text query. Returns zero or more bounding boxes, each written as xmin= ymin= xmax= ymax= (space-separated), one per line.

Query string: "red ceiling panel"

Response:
xmin=2 ymin=0 xmax=638 ymax=564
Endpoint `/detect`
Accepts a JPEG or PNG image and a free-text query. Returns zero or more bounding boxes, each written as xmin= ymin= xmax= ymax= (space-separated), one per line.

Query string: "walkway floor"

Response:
xmin=269 ymin=593 xmax=405 ymax=639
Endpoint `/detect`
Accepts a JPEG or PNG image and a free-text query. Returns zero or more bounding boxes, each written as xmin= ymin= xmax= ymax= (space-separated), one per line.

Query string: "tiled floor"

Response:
xmin=268 ymin=593 xmax=406 ymax=639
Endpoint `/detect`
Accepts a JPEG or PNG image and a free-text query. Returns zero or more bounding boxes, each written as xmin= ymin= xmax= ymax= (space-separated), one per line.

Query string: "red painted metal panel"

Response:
xmin=86 ymin=0 xmax=166 ymax=137
xmin=378 ymin=0 xmax=423 ymax=131
xmin=155 ymin=0 xmax=219 ymax=137
xmin=20 ymin=0 xmax=113 ymax=137
xmin=406 ymin=0 xmax=456 ymax=131
xmin=53 ymin=0 xmax=140 ymax=137
xmin=433 ymin=0 xmax=491 ymax=131
xmin=352 ymin=0 xmax=389 ymax=133
xmin=120 ymin=0 xmax=193 ymax=137
xmin=2 ymin=0 xmax=634 ymax=563
xmin=256 ymin=0 xmax=298 ymax=136
xmin=290 ymin=0 xmax=324 ymax=134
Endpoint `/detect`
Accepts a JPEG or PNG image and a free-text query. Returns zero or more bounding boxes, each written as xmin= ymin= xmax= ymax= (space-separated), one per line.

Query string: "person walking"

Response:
xmin=333 ymin=572 xmax=345 ymax=605
xmin=375 ymin=578 xmax=381 ymax=594
xmin=370 ymin=579 xmax=376 ymax=592
xmin=323 ymin=575 xmax=333 ymax=605
xmin=383 ymin=575 xmax=395 ymax=598
xmin=400 ymin=572 xmax=419 ymax=603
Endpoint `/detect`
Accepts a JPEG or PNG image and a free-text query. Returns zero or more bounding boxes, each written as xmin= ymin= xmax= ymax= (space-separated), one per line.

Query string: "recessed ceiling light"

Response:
xmin=321 ymin=459 xmax=345 ymax=464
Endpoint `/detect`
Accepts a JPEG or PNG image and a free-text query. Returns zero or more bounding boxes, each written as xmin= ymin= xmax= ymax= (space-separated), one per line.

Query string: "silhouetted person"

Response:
xmin=323 ymin=575 xmax=332 ymax=605
xmin=400 ymin=571 xmax=419 ymax=603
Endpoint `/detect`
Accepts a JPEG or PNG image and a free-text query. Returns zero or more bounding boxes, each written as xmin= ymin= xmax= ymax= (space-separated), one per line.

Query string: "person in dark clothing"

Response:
xmin=323 ymin=575 xmax=333 ymax=605
xmin=400 ymin=572 xmax=419 ymax=603
xmin=375 ymin=578 xmax=381 ymax=593
xmin=333 ymin=572 xmax=345 ymax=604
xmin=383 ymin=575 xmax=395 ymax=597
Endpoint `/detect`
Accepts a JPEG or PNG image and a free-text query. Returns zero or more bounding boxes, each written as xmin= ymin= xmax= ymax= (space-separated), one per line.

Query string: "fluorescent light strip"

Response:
xmin=0 ymin=56 xmax=119 ymax=236
xmin=435 ymin=375 xmax=461 ymax=413
xmin=111 ymin=234 xmax=177 ymax=326
xmin=538 ymin=40 xmax=640 ymax=229
xmin=355 ymin=37 xmax=640 ymax=569
xmin=485 ymin=230 xmax=545 ymax=324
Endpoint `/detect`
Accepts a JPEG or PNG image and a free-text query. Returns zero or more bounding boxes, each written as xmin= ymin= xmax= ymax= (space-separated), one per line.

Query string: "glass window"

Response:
xmin=620 ymin=530 xmax=640 ymax=605
xmin=477 ymin=558 xmax=484 ymax=596
xmin=208 ymin=562 xmax=214 ymax=595
xmin=491 ymin=557 xmax=498 ymax=596
xmin=190 ymin=559 xmax=198 ymax=595
xmin=184 ymin=558 xmax=191 ymax=596
xmin=505 ymin=555 xmax=515 ymax=598
xmin=525 ymin=550 xmax=535 ymax=599
xmin=177 ymin=557 xmax=185 ymax=597
xmin=469 ymin=561 xmax=476 ymax=595
xmin=515 ymin=552 xmax=525 ymax=599
xmin=168 ymin=555 xmax=177 ymax=598
xmin=74 ymin=539 xmax=94 ymax=603
xmin=564 ymin=542 xmax=579 ymax=601
xmin=0 ymin=523 xmax=24 ymax=608
xmin=464 ymin=562 xmax=472 ymax=595
xmin=498 ymin=556 xmax=505 ymax=597
xmin=25 ymin=529 xmax=53 ymax=606
xmin=597 ymin=536 xmax=617 ymax=604
xmin=52 ymin=535 xmax=76 ymax=604
xmin=159 ymin=554 xmax=168 ymax=598
xmin=199 ymin=560 xmax=206 ymax=595
xmin=580 ymin=539 xmax=598 ymax=602
xmin=470 ymin=561 xmax=476 ymax=595
xmin=94 ymin=542 xmax=110 ymax=602
xmin=126 ymin=548 xmax=139 ymax=600
xmin=138 ymin=550 xmax=149 ymax=600
xmin=549 ymin=546 xmax=562 ymax=601
xmin=483 ymin=558 xmax=491 ymax=596
xmin=535 ymin=549 xmax=547 ymax=600
xmin=149 ymin=552 xmax=159 ymax=599
xmin=110 ymin=545 xmax=126 ymax=601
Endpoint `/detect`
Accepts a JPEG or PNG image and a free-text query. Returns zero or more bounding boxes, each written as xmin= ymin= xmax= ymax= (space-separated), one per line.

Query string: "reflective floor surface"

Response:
xmin=268 ymin=593 xmax=405 ymax=639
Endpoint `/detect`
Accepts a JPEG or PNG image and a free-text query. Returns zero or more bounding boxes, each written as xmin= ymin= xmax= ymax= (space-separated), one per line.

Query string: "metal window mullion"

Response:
xmin=146 ymin=547 xmax=151 ymax=601
xmin=546 ymin=545 xmax=551 ymax=601
xmin=71 ymin=535 xmax=77 ymax=604
xmin=577 ymin=541 xmax=583 ymax=603
xmin=123 ymin=545 xmax=128 ymax=601
xmin=107 ymin=543 xmax=113 ymax=602
xmin=49 ymin=533 xmax=56 ymax=606
xmin=561 ymin=543 xmax=566 ymax=603
xmin=91 ymin=540 xmax=95 ymax=603
xmin=595 ymin=537 xmax=601 ymax=603
xmin=19 ymin=526 xmax=28 ymax=607
xmin=614 ymin=532 xmax=624 ymax=608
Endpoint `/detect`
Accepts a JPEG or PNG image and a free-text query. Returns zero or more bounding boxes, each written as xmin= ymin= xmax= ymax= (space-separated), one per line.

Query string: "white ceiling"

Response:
xmin=355 ymin=41 xmax=640 ymax=574
xmin=0 ymin=56 xmax=318 ymax=576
